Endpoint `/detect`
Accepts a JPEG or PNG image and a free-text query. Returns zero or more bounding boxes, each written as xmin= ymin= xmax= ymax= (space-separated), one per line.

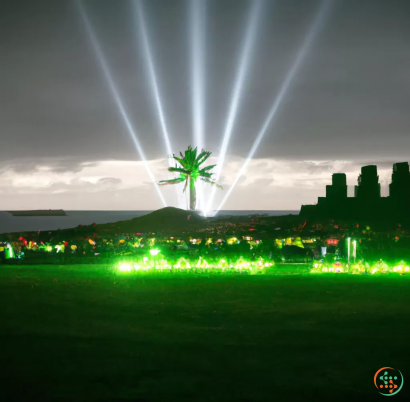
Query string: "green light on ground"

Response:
xmin=118 ymin=262 xmax=132 ymax=272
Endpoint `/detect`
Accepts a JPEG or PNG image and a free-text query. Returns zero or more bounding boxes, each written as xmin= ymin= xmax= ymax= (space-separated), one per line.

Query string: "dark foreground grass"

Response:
xmin=1 ymin=265 xmax=410 ymax=402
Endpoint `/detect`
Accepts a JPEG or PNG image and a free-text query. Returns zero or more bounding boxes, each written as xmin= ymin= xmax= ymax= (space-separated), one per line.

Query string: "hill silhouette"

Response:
xmin=3 ymin=208 xmax=304 ymax=241
xmin=95 ymin=207 xmax=205 ymax=233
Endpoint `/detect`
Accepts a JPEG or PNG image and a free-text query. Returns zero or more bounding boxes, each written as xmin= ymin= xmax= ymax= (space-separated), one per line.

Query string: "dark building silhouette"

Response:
xmin=389 ymin=162 xmax=410 ymax=199
xmin=300 ymin=162 xmax=410 ymax=220
xmin=326 ymin=173 xmax=347 ymax=200
xmin=354 ymin=165 xmax=380 ymax=199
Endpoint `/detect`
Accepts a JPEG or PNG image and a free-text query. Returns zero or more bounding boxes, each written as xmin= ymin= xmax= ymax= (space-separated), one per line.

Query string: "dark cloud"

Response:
xmin=6 ymin=162 xmax=40 ymax=174
xmin=1 ymin=0 xmax=409 ymax=165
xmin=50 ymin=162 xmax=99 ymax=173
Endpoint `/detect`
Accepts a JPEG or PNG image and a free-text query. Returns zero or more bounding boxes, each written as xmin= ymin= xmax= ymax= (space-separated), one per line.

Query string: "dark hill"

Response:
xmin=95 ymin=207 xmax=205 ymax=233
xmin=137 ymin=207 xmax=203 ymax=222
xmin=2 ymin=208 xmax=305 ymax=241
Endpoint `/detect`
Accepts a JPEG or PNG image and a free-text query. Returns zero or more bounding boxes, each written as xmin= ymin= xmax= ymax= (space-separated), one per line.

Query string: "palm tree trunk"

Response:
xmin=189 ymin=176 xmax=196 ymax=211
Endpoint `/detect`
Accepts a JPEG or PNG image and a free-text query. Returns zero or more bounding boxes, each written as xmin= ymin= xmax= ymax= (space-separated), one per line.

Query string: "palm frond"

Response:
xmin=191 ymin=146 xmax=198 ymax=164
xmin=199 ymin=164 xmax=217 ymax=173
xmin=195 ymin=149 xmax=207 ymax=163
xmin=200 ymin=177 xmax=223 ymax=189
xmin=196 ymin=150 xmax=211 ymax=166
xmin=168 ymin=167 xmax=189 ymax=174
xmin=173 ymin=156 xmax=190 ymax=170
xmin=198 ymin=171 xmax=213 ymax=179
xmin=158 ymin=177 xmax=185 ymax=186
xmin=184 ymin=146 xmax=197 ymax=168
xmin=184 ymin=147 xmax=191 ymax=166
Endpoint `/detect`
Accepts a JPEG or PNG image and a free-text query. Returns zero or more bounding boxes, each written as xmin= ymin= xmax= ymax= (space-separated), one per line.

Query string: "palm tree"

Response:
xmin=158 ymin=146 xmax=222 ymax=211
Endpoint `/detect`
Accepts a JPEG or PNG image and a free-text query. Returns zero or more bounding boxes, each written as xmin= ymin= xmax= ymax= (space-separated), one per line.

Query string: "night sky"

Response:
xmin=1 ymin=0 xmax=410 ymax=210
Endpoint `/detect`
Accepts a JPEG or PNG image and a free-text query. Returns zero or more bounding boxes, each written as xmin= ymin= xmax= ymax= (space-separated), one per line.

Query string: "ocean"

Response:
xmin=0 ymin=210 xmax=299 ymax=234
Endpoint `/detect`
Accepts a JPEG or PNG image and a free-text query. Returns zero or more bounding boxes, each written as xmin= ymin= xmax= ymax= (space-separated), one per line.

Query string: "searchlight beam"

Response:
xmin=204 ymin=0 xmax=263 ymax=215
xmin=134 ymin=0 xmax=185 ymax=208
xmin=216 ymin=0 xmax=334 ymax=213
xmin=76 ymin=0 xmax=166 ymax=207
xmin=190 ymin=0 xmax=206 ymax=210
xmin=191 ymin=0 xmax=206 ymax=152
xmin=134 ymin=0 xmax=173 ymax=157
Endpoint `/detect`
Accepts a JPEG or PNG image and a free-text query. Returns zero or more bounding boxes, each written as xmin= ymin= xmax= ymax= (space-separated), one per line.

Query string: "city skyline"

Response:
xmin=301 ymin=161 xmax=410 ymax=219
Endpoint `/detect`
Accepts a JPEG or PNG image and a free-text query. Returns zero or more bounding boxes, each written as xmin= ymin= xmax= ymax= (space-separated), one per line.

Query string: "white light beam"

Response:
xmin=76 ymin=0 xmax=166 ymax=207
xmin=191 ymin=0 xmax=206 ymax=152
xmin=134 ymin=0 xmax=185 ymax=208
xmin=135 ymin=0 xmax=173 ymax=157
xmin=190 ymin=0 xmax=206 ymax=211
xmin=216 ymin=0 xmax=334 ymax=213
xmin=204 ymin=0 xmax=263 ymax=215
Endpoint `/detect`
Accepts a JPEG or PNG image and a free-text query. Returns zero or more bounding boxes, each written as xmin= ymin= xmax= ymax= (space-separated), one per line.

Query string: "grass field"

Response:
xmin=1 ymin=265 xmax=409 ymax=401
